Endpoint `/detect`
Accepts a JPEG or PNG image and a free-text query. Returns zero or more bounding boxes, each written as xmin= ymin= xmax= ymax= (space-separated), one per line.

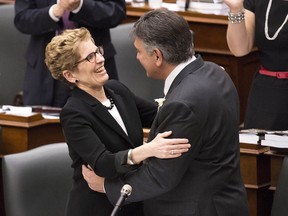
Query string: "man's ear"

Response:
xmin=62 ymin=70 xmax=77 ymax=84
xmin=154 ymin=48 xmax=163 ymax=66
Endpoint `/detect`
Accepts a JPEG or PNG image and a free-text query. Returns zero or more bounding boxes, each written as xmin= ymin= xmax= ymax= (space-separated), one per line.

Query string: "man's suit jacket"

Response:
xmin=14 ymin=0 xmax=126 ymax=106
xmin=105 ymin=55 xmax=249 ymax=216
xmin=60 ymin=80 xmax=156 ymax=216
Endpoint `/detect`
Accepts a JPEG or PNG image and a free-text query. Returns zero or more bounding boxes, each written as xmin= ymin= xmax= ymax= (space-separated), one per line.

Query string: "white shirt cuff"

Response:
xmin=72 ymin=0 xmax=83 ymax=13
xmin=49 ymin=4 xmax=60 ymax=22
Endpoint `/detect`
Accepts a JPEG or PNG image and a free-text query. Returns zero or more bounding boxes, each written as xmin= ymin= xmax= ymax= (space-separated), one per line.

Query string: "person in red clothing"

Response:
xmin=224 ymin=0 xmax=288 ymax=130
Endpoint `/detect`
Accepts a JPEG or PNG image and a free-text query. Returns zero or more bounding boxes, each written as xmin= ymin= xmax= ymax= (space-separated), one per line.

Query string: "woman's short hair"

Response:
xmin=131 ymin=8 xmax=194 ymax=64
xmin=45 ymin=27 xmax=94 ymax=84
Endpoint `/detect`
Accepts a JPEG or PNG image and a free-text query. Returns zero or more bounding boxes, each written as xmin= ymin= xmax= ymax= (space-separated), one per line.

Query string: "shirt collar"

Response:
xmin=163 ymin=56 xmax=196 ymax=96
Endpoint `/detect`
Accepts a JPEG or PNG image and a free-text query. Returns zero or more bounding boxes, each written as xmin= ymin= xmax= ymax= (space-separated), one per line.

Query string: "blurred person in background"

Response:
xmin=14 ymin=0 xmax=126 ymax=107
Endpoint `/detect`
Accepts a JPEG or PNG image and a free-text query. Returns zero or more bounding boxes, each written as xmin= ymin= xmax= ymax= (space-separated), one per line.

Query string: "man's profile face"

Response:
xmin=134 ymin=37 xmax=156 ymax=78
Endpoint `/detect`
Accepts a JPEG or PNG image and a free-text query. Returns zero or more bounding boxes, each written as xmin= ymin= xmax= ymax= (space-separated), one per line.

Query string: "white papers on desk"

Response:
xmin=239 ymin=129 xmax=288 ymax=150
xmin=0 ymin=105 xmax=60 ymax=119
xmin=261 ymin=134 xmax=288 ymax=149
xmin=1 ymin=105 xmax=33 ymax=116
xmin=161 ymin=3 xmax=186 ymax=11
xmin=239 ymin=133 xmax=260 ymax=144
xmin=41 ymin=113 xmax=60 ymax=119
xmin=188 ymin=2 xmax=229 ymax=15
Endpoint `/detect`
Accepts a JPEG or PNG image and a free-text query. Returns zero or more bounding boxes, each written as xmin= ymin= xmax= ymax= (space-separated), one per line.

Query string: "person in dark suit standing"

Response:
xmin=14 ymin=0 xmax=125 ymax=107
xmin=83 ymin=9 xmax=249 ymax=216
xmin=45 ymin=27 xmax=191 ymax=216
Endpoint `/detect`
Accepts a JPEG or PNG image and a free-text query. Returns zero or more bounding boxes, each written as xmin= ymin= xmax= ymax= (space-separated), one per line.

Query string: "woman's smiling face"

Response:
xmin=73 ymin=39 xmax=109 ymax=92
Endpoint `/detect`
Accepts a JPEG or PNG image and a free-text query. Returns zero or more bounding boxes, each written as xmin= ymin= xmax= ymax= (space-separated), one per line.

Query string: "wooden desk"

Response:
xmin=240 ymin=143 xmax=272 ymax=216
xmin=240 ymin=143 xmax=288 ymax=216
xmin=0 ymin=113 xmax=64 ymax=155
xmin=125 ymin=5 xmax=259 ymax=123
xmin=0 ymin=112 xmax=65 ymax=215
xmin=0 ymin=0 xmax=14 ymax=3
xmin=265 ymin=150 xmax=287 ymax=191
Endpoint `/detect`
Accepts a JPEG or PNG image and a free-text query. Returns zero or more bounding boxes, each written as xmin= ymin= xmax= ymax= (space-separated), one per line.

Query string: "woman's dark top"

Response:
xmin=243 ymin=0 xmax=288 ymax=130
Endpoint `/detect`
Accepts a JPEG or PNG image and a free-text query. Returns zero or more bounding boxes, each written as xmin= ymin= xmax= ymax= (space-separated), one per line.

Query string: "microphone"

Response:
xmin=110 ymin=184 xmax=132 ymax=216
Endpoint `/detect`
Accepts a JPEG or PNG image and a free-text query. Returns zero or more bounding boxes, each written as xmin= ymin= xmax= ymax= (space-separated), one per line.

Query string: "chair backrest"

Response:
xmin=271 ymin=156 xmax=288 ymax=216
xmin=110 ymin=22 xmax=164 ymax=101
xmin=2 ymin=143 xmax=73 ymax=216
xmin=0 ymin=4 xmax=28 ymax=105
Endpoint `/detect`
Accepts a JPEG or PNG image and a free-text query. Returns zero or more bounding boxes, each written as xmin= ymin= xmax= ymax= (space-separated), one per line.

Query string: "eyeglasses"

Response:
xmin=74 ymin=46 xmax=104 ymax=67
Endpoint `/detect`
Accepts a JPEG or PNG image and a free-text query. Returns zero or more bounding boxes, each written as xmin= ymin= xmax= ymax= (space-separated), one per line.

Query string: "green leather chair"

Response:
xmin=2 ymin=143 xmax=73 ymax=216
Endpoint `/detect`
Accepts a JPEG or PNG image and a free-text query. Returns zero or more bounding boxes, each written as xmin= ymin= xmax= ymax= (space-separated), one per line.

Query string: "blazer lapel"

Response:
xmin=148 ymin=55 xmax=205 ymax=141
xmin=73 ymin=88 xmax=133 ymax=145
xmin=105 ymin=88 xmax=139 ymax=148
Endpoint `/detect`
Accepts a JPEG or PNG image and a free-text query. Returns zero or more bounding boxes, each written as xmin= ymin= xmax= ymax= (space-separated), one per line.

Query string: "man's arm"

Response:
xmin=82 ymin=130 xmax=192 ymax=191
xmin=82 ymin=165 xmax=105 ymax=193
xmin=84 ymin=102 xmax=201 ymax=205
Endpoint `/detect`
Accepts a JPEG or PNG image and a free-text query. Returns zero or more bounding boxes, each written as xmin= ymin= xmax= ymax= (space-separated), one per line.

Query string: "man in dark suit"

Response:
xmin=83 ymin=9 xmax=249 ymax=216
xmin=14 ymin=0 xmax=125 ymax=107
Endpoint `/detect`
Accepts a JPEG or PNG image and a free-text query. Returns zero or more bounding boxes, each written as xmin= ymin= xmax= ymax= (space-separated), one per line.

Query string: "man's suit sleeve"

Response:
xmin=72 ymin=0 xmax=126 ymax=28
xmin=105 ymin=101 xmax=203 ymax=204
xmin=14 ymin=2 xmax=59 ymax=35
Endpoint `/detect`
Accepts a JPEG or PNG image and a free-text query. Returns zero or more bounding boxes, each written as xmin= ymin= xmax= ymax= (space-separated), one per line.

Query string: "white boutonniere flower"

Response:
xmin=154 ymin=98 xmax=166 ymax=109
